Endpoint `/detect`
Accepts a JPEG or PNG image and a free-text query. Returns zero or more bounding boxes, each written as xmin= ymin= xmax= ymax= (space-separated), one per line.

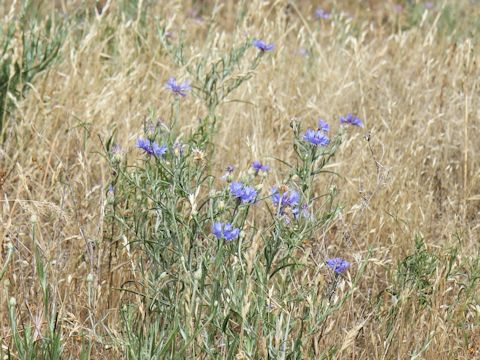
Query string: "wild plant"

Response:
xmin=103 ymin=33 xmax=368 ymax=357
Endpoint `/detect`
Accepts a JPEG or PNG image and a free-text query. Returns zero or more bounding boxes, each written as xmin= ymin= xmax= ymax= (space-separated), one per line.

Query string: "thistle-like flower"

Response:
xmin=252 ymin=39 xmax=274 ymax=52
xmin=252 ymin=160 xmax=269 ymax=174
xmin=166 ymin=77 xmax=191 ymax=97
xmin=229 ymin=182 xmax=257 ymax=204
xmin=111 ymin=144 xmax=123 ymax=163
xmin=303 ymin=129 xmax=330 ymax=146
xmin=317 ymin=119 xmax=330 ymax=133
xmin=192 ymin=148 xmax=205 ymax=163
xmin=340 ymin=113 xmax=363 ymax=127
xmin=326 ymin=258 xmax=350 ymax=274
xmin=271 ymin=186 xmax=300 ymax=215
xmin=136 ymin=138 xmax=167 ymax=157
xmin=212 ymin=222 xmax=240 ymax=241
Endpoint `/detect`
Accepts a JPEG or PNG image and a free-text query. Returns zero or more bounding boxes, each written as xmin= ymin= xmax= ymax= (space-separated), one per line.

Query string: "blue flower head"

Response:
xmin=230 ymin=182 xmax=245 ymax=198
xmin=303 ymin=129 xmax=330 ymax=146
xmin=212 ymin=222 xmax=223 ymax=239
xmin=340 ymin=113 xmax=363 ymax=127
xmin=252 ymin=160 xmax=269 ymax=174
xmin=315 ymin=7 xmax=331 ymax=19
xmin=241 ymin=186 xmax=257 ymax=203
xmin=230 ymin=182 xmax=257 ymax=204
xmin=223 ymin=223 xmax=240 ymax=241
xmin=152 ymin=143 xmax=168 ymax=157
xmin=212 ymin=222 xmax=240 ymax=241
xmin=252 ymin=39 xmax=274 ymax=52
xmin=326 ymin=258 xmax=350 ymax=274
xmin=136 ymin=138 xmax=168 ymax=158
xmin=271 ymin=186 xmax=300 ymax=217
xmin=317 ymin=119 xmax=330 ymax=133
xmin=166 ymin=77 xmax=191 ymax=97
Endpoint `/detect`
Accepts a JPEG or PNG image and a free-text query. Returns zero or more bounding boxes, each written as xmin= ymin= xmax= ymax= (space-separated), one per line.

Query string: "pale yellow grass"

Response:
xmin=0 ymin=0 xmax=479 ymax=358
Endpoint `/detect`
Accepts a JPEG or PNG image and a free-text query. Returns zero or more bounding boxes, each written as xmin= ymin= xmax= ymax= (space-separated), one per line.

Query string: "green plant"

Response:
xmin=0 ymin=2 xmax=63 ymax=138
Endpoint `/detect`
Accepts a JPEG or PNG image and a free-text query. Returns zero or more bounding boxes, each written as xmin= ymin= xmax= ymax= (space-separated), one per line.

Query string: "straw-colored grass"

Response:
xmin=1 ymin=0 xmax=479 ymax=358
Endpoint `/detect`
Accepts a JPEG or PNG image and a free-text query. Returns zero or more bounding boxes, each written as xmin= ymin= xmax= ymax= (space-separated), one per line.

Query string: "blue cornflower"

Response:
xmin=315 ymin=7 xmax=331 ymax=19
xmin=212 ymin=222 xmax=223 ymax=239
xmin=229 ymin=182 xmax=257 ymax=204
xmin=152 ymin=143 xmax=168 ymax=157
xmin=212 ymin=222 xmax=240 ymax=241
xmin=226 ymin=165 xmax=235 ymax=173
xmin=252 ymin=39 xmax=274 ymax=52
xmin=340 ymin=113 xmax=363 ymax=127
xmin=241 ymin=186 xmax=257 ymax=203
xmin=271 ymin=186 xmax=300 ymax=215
xmin=136 ymin=138 xmax=168 ymax=157
xmin=326 ymin=258 xmax=350 ymax=274
xmin=166 ymin=77 xmax=191 ymax=96
xmin=230 ymin=182 xmax=245 ymax=198
xmin=303 ymin=129 xmax=330 ymax=146
xmin=317 ymin=119 xmax=330 ymax=133
xmin=252 ymin=160 xmax=269 ymax=173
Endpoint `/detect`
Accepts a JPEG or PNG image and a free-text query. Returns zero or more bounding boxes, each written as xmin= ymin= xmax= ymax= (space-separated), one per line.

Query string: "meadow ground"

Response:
xmin=0 ymin=0 xmax=479 ymax=359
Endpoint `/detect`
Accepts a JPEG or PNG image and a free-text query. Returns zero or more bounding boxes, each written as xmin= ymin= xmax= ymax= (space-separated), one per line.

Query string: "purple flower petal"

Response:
xmin=326 ymin=258 xmax=350 ymax=274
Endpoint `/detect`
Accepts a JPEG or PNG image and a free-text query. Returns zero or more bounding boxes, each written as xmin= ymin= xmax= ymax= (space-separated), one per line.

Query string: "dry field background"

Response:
xmin=0 ymin=0 xmax=479 ymax=358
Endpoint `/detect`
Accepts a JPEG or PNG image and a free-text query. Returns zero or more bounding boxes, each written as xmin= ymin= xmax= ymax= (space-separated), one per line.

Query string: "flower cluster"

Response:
xmin=271 ymin=186 xmax=299 ymax=214
xmin=252 ymin=39 xmax=274 ymax=52
xmin=326 ymin=257 xmax=350 ymax=274
xmin=251 ymin=160 xmax=269 ymax=175
xmin=136 ymin=138 xmax=168 ymax=157
xmin=212 ymin=222 xmax=240 ymax=241
xmin=166 ymin=77 xmax=191 ymax=97
xmin=230 ymin=182 xmax=257 ymax=204
xmin=340 ymin=113 xmax=363 ymax=127
xmin=303 ymin=118 xmax=331 ymax=146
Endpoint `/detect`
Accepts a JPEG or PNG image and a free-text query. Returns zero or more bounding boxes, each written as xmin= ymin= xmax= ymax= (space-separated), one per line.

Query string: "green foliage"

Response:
xmin=0 ymin=3 xmax=63 ymax=138
xmin=396 ymin=235 xmax=438 ymax=305
xmin=4 ymin=224 xmax=63 ymax=359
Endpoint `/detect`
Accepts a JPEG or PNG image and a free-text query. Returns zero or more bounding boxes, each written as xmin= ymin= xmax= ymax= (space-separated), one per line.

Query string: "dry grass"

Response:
xmin=1 ymin=0 xmax=479 ymax=358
